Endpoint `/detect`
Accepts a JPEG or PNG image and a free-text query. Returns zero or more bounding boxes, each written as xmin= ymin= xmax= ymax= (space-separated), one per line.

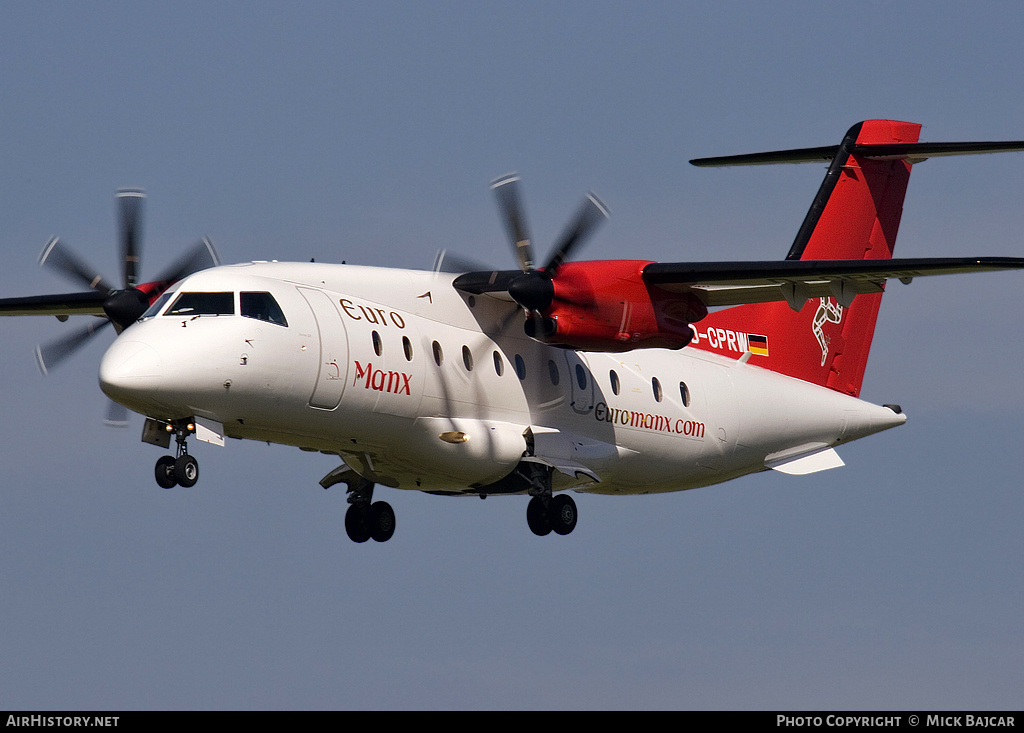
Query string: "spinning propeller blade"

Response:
xmin=454 ymin=177 xmax=609 ymax=336
xmin=543 ymin=192 xmax=609 ymax=278
xmin=104 ymin=400 xmax=129 ymax=428
xmin=0 ymin=190 xmax=221 ymax=424
xmin=38 ymin=237 xmax=116 ymax=294
xmin=117 ymin=188 xmax=145 ymax=288
xmin=491 ymin=174 xmax=535 ymax=272
xmin=151 ymin=237 xmax=221 ymax=289
xmin=35 ymin=318 xmax=112 ymax=374
xmin=432 ymin=249 xmax=491 ymax=274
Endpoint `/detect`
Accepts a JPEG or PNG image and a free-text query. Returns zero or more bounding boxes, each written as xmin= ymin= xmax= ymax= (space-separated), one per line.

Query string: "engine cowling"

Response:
xmin=530 ymin=260 xmax=707 ymax=352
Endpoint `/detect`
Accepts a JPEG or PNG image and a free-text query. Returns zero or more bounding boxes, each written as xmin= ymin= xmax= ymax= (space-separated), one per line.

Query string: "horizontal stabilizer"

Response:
xmin=691 ymin=140 xmax=1024 ymax=167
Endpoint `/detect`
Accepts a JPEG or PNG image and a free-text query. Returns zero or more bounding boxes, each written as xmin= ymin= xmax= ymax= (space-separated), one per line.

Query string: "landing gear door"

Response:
xmin=298 ymin=288 xmax=348 ymax=410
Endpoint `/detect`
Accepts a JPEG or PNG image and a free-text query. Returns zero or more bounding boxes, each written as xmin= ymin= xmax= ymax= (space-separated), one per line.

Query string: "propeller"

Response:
xmin=34 ymin=318 xmax=113 ymax=375
xmin=27 ymin=189 xmax=220 ymax=376
xmin=431 ymin=249 xmax=491 ymax=275
xmin=484 ymin=175 xmax=609 ymax=334
xmin=492 ymin=173 xmax=535 ymax=271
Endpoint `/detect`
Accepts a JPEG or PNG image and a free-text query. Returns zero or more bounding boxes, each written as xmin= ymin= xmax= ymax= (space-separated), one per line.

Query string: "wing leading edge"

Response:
xmin=454 ymin=257 xmax=1024 ymax=310
xmin=0 ymin=291 xmax=107 ymax=317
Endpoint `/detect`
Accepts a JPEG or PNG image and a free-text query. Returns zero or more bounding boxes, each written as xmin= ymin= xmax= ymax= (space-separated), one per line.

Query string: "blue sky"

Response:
xmin=1 ymin=1 xmax=1022 ymax=710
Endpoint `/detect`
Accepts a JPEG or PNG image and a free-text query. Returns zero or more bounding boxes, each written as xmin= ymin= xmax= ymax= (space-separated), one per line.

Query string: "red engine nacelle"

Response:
xmin=529 ymin=260 xmax=707 ymax=352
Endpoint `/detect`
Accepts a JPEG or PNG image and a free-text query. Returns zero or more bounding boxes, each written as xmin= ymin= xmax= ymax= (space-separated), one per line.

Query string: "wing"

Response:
xmin=0 ymin=291 xmax=107 ymax=317
xmin=641 ymin=257 xmax=1024 ymax=309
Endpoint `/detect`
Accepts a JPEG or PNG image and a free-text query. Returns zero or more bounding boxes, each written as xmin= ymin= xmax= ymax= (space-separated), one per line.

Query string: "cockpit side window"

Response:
xmin=141 ymin=290 xmax=176 ymax=319
xmin=241 ymin=291 xmax=288 ymax=327
xmin=166 ymin=292 xmax=235 ymax=316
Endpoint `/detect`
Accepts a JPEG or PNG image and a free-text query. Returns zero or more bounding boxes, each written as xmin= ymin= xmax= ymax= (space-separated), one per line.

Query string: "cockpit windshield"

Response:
xmin=153 ymin=290 xmax=288 ymax=326
xmin=165 ymin=292 xmax=235 ymax=316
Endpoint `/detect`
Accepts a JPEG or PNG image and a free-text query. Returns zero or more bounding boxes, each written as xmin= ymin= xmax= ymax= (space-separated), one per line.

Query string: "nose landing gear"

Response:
xmin=153 ymin=421 xmax=199 ymax=489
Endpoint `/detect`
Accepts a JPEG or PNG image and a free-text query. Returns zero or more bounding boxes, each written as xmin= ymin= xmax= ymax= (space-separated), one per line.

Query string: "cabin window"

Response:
xmin=493 ymin=351 xmax=504 ymax=376
xmin=403 ymin=336 xmax=414 ymax=361
xmin=240 ymin=291 xmax=287 ymax=326
xmin=462 ymin=345 xmax=474 ymax=371
xmin=432 ymin=341 xmax=444 ymax=366
xmin=652 ymin=377 xmax=663 ymax=402
xmin=679 ymin=381 xmax=691 ymax=407
xmin=372 ymin=330 xmax=383 ymax=356
xmin=548 ymin=360 xmax=560 ymax=386
xmin=514 ymin=354 xmax=526 ymax=380
xmin=575 ymin=364 xmax=588 ymax=390
xmin=166 ymin=291 xmax=234 ymax=316
xmin=609 ymin=369 xmax=620 ymax=396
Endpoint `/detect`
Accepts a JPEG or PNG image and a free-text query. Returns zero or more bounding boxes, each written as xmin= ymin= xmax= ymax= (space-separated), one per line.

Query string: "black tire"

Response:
xmin=174 ymin=455 xmax=199 ymax=488
xmin=155 ymin=455 xmax=177 ymax=489
xmin=526 ymin=496 xmax=552 ymax=536
xmin=345 ymin=505 xmax=371 ymax=543
xmin=550 ymin=494 xmax=577 ymax=536
xmin=368 ymin=501 xmax=396 ymax=543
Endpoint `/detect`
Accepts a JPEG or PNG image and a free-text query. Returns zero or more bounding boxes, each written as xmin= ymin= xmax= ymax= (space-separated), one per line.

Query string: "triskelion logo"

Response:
xmin=812 ymin=297 xmax=843 ymax=366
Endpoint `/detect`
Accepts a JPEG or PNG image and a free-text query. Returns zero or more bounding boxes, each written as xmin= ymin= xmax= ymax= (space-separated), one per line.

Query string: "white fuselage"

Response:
xmin=98 ymin=262 xmax=906 ymax=496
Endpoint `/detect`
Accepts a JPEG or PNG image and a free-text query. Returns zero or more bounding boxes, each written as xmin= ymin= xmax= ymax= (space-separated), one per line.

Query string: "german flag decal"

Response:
xmin=747 ymin=333 xmax=769 ymax=356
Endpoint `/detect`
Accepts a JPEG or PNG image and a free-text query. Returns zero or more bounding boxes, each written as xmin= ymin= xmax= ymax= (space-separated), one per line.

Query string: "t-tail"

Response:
xmin=688 ymin=119 xmax=1024 ymax=397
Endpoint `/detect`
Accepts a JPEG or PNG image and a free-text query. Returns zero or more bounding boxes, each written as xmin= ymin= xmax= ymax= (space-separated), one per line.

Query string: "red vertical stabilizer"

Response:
xmin=691 ymin=120 xmax=922 ymax=397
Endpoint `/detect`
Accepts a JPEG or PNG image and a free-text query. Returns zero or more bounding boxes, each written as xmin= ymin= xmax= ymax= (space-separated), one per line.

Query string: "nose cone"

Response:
xmin=99 ymin=339 xmax=163 ymax=413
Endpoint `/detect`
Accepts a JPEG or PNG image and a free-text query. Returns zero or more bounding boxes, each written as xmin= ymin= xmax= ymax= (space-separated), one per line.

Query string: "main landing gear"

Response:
xmin=523 ymin=463 xmax=578 ymax=537
xmin=344 ymin=477 xmax=395 ymax=544
xmin=154 ymin=422 xmax=199 ymax=489
xmin=319 ymin=466 xmax=396 ymax=543
xmin=527 ymin=494 xmax=578 ymax=536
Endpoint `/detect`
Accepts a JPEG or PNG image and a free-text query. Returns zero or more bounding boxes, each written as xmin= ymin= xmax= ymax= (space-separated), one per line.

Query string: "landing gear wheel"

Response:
xmin=550 ymin=494 xmax=577 ymax=536
xmin=345 ymin=505 xmax=371 ymax=543
xmin=527 ymin=496 xmax=552 ymax=536
xmin=155 ymin=455 xmax=177 ymax=489
xmin=368 ymin=502 xmax=396 ymax=543
xmin=174 ymin=455 xmax=199 ymax=488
